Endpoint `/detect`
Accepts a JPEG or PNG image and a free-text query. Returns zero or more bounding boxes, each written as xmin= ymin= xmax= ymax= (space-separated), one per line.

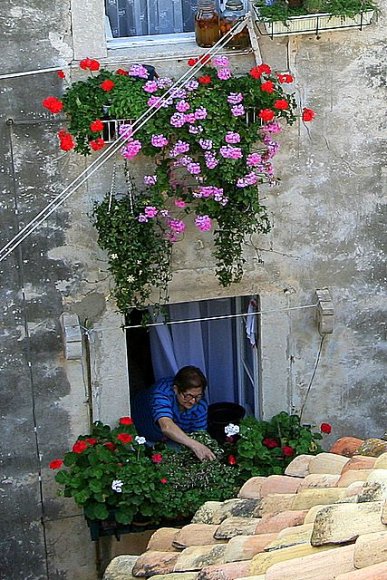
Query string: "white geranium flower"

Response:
xmin=111 ymin=479 xmax=123 ymax=493
xmin=135 ymin=436 xmax=146 ymax=445
xmin=110 ymin=253 xmax=118 ymax=260
xmin=127 ymin=275 xmax=135 ymax=283
xmin=224 ymin=423 xmax=240 ymax=436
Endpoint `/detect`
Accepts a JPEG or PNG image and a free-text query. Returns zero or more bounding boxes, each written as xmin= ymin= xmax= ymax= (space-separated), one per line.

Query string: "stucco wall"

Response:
xmin=0 ymin=0 xmax=386 ymax=577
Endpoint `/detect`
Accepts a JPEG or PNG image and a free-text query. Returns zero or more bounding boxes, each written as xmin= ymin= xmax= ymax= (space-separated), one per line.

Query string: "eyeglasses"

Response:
xmin=180 ymin=392 xmax=203 ymax=402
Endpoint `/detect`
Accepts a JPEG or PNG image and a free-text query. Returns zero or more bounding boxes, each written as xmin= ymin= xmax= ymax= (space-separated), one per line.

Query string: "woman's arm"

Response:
xmin=158 ymin=417 xmax=216 ymax=461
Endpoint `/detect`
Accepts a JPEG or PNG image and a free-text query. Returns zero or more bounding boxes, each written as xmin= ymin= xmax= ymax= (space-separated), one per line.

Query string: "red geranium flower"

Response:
xmin=86 ymin=437 xmax=97 ymax=446
xmin=277 ymin=73 xmax=294 ymax=83
xmin=117 ymin=433 xmax=133 ymax=444
xmin=57 ymin=131 xmax=75 ymax=151
xmin=90 ymin=119 xmax=104 ymax=132
xmin=263 ymin=437 xmax=279 ymax=449
xmin=302 ymin=108 xmax=315 ymax=122
xmin=320 ymin=422 xmax=332 ymax=434
xmin=104 ymin=442 xmax=116 ymax=451
xmin=57 ymin=70 xmax=65 ymax=79
xmin=100 ymin=79 xmax=115 ymax=92
xmin=49 ymin=459 xmax=63 ymax=469
xmin=198 ymin=75 xmax=211 ymax=85
xmin=187 ymin=58 xmax=198 ymax=66
xmin=42 ymin=96 xmax=64 ymax=114
xmin=282 ymin=445 xmax=295 ymax=457
xmin=119 ymin=417 xmax=133 ymax=425
xmin=160 ymin=478 xmax=168 ymax=484
xmin=259 ymin=109 xmax=275 ymax=122
xmin=274 ymin=99 xmax=289 ymax=110
xmin=260 ymin=80 xmax=275 ymax=93
xmin=80 ymin=58 xmax=100 ymax=71
xmin=89 ymin=138 xmax=105 ymax=151
xmin=116 ymin=68 xmax=128 ymax=75
xmin=72 ymin=440 xmax=88 ymax=454
xmin=228 ymin=455 xmax=237 ymax=465
xmin=151 ymin=453 xmax=163 ymax=464
xmin=249 ymin=63 xmax=272 ymax=79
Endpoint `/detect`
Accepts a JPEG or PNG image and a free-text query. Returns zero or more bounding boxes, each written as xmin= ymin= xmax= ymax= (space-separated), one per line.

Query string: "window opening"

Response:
xmin=126 ymin=295 xmax=260 ymax=417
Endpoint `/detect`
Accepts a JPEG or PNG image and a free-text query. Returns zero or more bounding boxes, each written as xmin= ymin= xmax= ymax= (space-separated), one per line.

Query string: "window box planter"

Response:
xmin=253 ymin=8 xmax=374 ymax=37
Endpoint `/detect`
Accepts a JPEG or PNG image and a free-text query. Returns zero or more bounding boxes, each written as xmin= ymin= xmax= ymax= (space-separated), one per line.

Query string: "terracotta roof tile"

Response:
xmin=260 ymin=475 xmax=302 ymax=497
xmin=223 ymin=533 xmax=278 ymax=562
xmin=254 ymin=510 xmax=308 ymax=534
xmin=308 ymin=453 xmax=350 ymax=475
xmin=329 ymin=437 xmax=364 ymax=457
xmin=265 ymin=523 xmax=313 ymax=551
xmin=256 ymin=493 xmax=296 ymax=516
xmin=196 ymin=560 xmax=251 ymax=580
xmin=173 ymin=525 xmax=224 ymax=550
xmin=284 ymin=454 xmax=314 ymax=478
xmin=374 ymin=453 xmax=387 ymax=469
xmin=249 ymin=543 xmax=333 ymax=575
xmin=213 ymin=517 xmax=261 ymax=540
xmin=336 ymin=561 xmax=387 ymax=579
xmin=354 ymin=530 xmax=387 ymax=569
xmin=291 ymin=487 xmax=346 ymax=510
xmin=213 ymin=498 xmax=261 ymax=522
xmin=237 ymin=477 xmax=266 ymax=500
xmin=174 ymin=545 xmax=227 ymax=572
xmin=341 ymin=455 xmax=377 ymax=474
xmin=147 ymin=528 xmax=180 ymax=552
xmin=297 ymin=473 xmax=340 ymax=490
xmin=191 ymin=502 xmax=223 ymax=525
xmin=132 ymin=551 xmax=180 ymax=578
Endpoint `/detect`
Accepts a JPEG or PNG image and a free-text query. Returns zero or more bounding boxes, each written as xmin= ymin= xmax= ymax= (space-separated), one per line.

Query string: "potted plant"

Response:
xmin=253 ymin=0 xmax=377 ymax=37
xmin=43 ymin=57 xmax=314 ymax=314
xmin=223 ymin=412 xmax=330 ymax=479
xmin=49 ymin=417 xmax=240 ymax=540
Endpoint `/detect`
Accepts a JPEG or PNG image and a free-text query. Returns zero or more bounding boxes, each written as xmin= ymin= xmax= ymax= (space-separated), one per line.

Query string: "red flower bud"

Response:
xmin=320 ymin=422 xmax=332 ymax=434
xmin=282 ymin=445 xmax=295 ymax=457
xmin=119 ymin=417 xmax=133 ymax=425
xmin=85 ymin=438 xmax=97 ymax=446
xmin=263 ymin=437 xmax=279 ymax=449
xmin=187 ymin=58 xmax=198 ymax=66
xmin=100 ymin=79 xmax=115 ymax=92
xmin=160 ymin=478 xmax=168 ymax=484
xmin=151 ymin=453 xmax=163 ymax=464
xmin=116 ymin=68 xmax=128 ymax=75
xmin=90 ymin=119 xmax=104 ymax=132
xmin=49 ymin=459 xmax=63 ymax=469
xmin=42 ymin=96 xmax=63 ymax=114
xmin=277 ymin=73 xmax=294 ymax=83
xmin=198 ymin=75 xmax=211 ymax=85
xmin=104 ymin=442 xmax=116 ymax=451
xmin=228 ymin=455 xmax=237 ymax=465
xmin=260 ymin=81 xmax=274 ymax=93
xmin=72 ymin=440 xmax=88 ymax=454
xmin=117 ymin=433 xmax=133 ymax=444
xmin=57 ymin=70 xmax=65 ymax=79
xmin=259 ymin=109 xmax=275 ymax=122
xmin=274 ymin=99 xmax=289 ymax=110
xmin=302 ymin=108 xmax=315 ymax=122
xmin=89 ymin=138 xmax=105 ymax=151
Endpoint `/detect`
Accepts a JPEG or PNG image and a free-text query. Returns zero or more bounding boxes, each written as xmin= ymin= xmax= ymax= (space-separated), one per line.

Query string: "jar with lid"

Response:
xmin=195 ymin=0 xmax=220 ymax=48
xmin=220 ymin=0 xmax=249 ymax=50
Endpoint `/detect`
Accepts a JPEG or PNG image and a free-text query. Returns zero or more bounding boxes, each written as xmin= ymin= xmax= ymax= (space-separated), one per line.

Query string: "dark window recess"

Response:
xmin=105 ymin=0 xmax=197 ymax=38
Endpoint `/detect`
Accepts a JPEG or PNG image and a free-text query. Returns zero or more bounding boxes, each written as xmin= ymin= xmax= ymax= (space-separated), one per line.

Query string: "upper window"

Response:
xmin=105 ymin=0 xmax=197 ymax=38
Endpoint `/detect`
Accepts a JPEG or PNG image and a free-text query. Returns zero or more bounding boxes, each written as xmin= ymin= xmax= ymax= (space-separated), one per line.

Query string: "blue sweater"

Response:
xmin=131 ymin=377 xmax=208 ymax=442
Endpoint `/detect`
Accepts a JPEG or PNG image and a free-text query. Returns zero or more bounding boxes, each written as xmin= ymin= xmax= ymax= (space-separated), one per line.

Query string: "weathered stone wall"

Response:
xmin=0 ymin=0 xmax=386 ymax=577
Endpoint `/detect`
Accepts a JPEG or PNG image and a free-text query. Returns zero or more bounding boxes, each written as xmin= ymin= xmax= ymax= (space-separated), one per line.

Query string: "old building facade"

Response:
xmin=0 ymin=0 xmax=386 ymax=577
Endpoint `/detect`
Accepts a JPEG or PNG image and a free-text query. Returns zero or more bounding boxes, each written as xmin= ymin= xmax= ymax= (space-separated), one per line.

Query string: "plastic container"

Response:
xmin=207 ymin=402 xmax=245 ymax=443
xmin=220 ymin=0 xmax=249 ymax=49
xmin=195 ymin=0 xmax=220 ymax=48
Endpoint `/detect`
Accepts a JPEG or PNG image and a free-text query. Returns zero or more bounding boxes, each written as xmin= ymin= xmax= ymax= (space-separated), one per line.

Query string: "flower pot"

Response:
xmin=207 ymin=402 xmax=245 ymax=444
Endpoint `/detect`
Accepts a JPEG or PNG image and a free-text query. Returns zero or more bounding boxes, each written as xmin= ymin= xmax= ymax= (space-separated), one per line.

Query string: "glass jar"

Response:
xmin=195 ymin=0 xmax=220 ymax=48
xmin=220 ymin=0 xmax=249 ymax=50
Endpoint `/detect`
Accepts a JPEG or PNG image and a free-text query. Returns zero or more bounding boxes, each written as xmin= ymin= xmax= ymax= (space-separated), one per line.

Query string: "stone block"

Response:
xmin=260 ymin=475 xmax=302 ymax=497
xmin=103 ymin=555 xmax=138 ymax=580
xmin=266 ymin=524 xmax=313 ymax=551
xmin=256 ymin=494 xmax=296 ymax=516
xmin=197 ymin=561 xmax=251 ymax=580
xmin=264 ymin=544 xmax=356 ymax=580
xmin=329 ymin=437 xmax=364 ymax=457
xmin=284 ymin=455 xmax=314 ymax=478
xmin=173 ymin=525 xmax=223 ymax=550
xmin=254 ymin=510 xmax=307 ymax=534
xmin=292 ymin=487 xmax=346 ymax=510
xmin=152 ymin=574 xmax=198 ymax=580
xmin=214 ymin=517 xmax=261 ymax=540
xmin=308 ymin=453 xmax=350 ymax=475
xmin=341 ymin=456 xmax=377 ymax=474
xmin=337 ymin=470 xmax=372 ymax=487
xmin=223 ymin=533 xmax=278 ymax=562
xmin=174 ymin=545 xmax=227 ymax=572
xmin=238 ymin=477 xmax=267 ymax=500
xmin=336 ymin=562 xmax=387 ymax=579
xmin=132 ymin=551 xmax=180 ymax=577
xmin=147 ymin=528 xmax=179 ymax=552
xmin=298 ymin=473 xmax=340 ymax=490
xmin=214 ymin=499 xmax=260 ymax=523
xmin=311 ymin=501 xmax=385 ymax=546
xmin=191 ymin=503 xmax=224 ymax=525
xmin=374 ymin=453 xmax=387 ymax=469
xmin=357 ymin=439 xmax=387 ymax=458
xmin=249 ymin=543 xmax=332 ymax=575
xmin=354 ymin=530 xmax=387 ymax=569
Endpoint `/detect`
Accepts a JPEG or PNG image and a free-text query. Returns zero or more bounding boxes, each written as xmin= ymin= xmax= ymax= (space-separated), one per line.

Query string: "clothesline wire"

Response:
xmin=82 ymin=302 xmax=318 ymax=334
xmin=0 ymin=15 xmax=250 ymax=263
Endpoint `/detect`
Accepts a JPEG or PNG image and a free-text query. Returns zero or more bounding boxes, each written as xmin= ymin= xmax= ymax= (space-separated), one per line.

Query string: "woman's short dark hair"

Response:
xmin=174 ymin=366 xmax=207 ymax=393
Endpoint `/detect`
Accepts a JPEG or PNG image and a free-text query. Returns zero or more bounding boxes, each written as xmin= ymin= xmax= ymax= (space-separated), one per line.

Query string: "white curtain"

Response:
xmin=149 ymin=299 xmax=237 ymax=404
